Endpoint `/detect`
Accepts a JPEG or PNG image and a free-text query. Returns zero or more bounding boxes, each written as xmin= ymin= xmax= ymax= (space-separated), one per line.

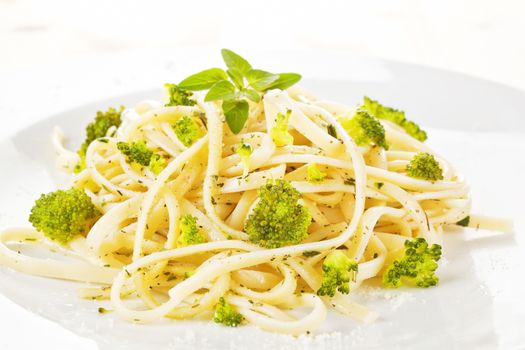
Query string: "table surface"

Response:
xmin=1 ymin=1 xmax=524 ymax=349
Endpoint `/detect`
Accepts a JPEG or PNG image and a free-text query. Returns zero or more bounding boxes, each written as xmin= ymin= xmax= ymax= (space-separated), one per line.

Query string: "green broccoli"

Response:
xmin=177 ymin=214 xmax=206 ymax=247
xmin=75 ymin=106 xmax=124 ymax=173
xmin=382 ymin=237 xmax=442 ymax=288
xmin=28 ymin=188 xmax=101 ymax=244
xmin=270 ymin=110 xmax=293 ymax=147
xmin=164 ymin=83 xmax=196 ymax=106
xmin=406 ymin=152 xmax=443 ymax=181
xmin=338 ymin=111 xmax=388 ymax=149
xmin=403 ymin=120 xmax=427 ymax=142
xmin=361 ymin=96 xmax=427 ymax=142
xmin=117 ymin=141 xmax=153 ymax=167
xmin=172 ymin=115 xmax=204 ymax=147
xmin=307 ymin=163 xmax=327 ymax=183
xmin=236 ymin=143 xmax=253 ymax=175
xmin=117 ymin=141 xmax=167 ymax=174
xmin=213 ymin=297 xmax=242 ymax=327
xmin=149 ymin=154 xmax=167 ymax=175
xmin=149 ymin=155 xmax=166 ymax=175
xmin=244 ymin=180 xmax=311 ymax=248
xmin=317 ymin=250 xmax=358 ymax=297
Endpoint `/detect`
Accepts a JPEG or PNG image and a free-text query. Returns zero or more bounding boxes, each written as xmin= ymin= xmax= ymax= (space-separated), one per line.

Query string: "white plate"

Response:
xmin=1 ymin=59 xmax=524 ymax=350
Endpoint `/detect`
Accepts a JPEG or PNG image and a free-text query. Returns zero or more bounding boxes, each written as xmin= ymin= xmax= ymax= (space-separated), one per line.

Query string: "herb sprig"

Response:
xmin=178 ymin=49 xmax=301 ymax=134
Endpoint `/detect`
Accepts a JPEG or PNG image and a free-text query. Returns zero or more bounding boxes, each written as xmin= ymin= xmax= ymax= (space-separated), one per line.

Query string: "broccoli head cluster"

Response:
xmin=361 ymin=96 xmax=427 ymax=142
xmin=245 ymin=179 xmax=311 ymax=248
xmin=29 ymin=188 xmax=101 ymax=244
xmin=317 ymin=250 xmax=358 ymax=297
xmin=307 ymin=163 xmax=327 ymax=183
xmin=117 ymin=141 xmax=153 ymax=166
xmin=406 ymin=152 xmax=444 ymax=181
xmin=177 ymin=214 xmax=206 ymax=247
xmin=75 ymin=106 xmax=124 ymax=173
xmin=270 ymin=110 xmax=293 ymax=147
xmin=213 ymin=297 xmax=243 ymax=327
xmin=382 ymin=237 xmax=442 ymax=288
xmin=117 ymin=141 xmax=167 ymax=175
xmin=338 ymin=111 xmax=388 ymax=149
xmin=172 ymin=115 xmax=204 ymax=147
xmin=149 ymin=154 xmax=167 ymax=175
xmin=164 ymin=83 xmax=196 ymax=107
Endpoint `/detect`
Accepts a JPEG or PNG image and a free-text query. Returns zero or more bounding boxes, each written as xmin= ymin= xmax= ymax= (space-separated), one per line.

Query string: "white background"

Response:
xmin=1 ymin=1 xmax=524 ymax=349
xmin=2 ymin=0 xmax=525 ymax=90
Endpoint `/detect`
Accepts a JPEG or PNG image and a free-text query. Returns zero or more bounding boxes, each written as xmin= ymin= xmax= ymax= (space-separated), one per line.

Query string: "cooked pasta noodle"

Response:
xmin=0 ymin=78 xmax=513 ymax=335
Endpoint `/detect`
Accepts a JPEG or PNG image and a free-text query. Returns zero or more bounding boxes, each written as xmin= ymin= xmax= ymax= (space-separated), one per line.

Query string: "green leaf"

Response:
xmin=222 ymin=100 xmax=249 ymax=134
xmin=266 ymin=73 xmax=302 ymax=90
xmin=205 ymin=80 xmax=238 ymax=101
xmin=227 ymin=69 xmax=245 ymax=89
xmin=179 ymin=68 xmax=228 ymax=91
xmin=246 ymin=69 xmax=279 ymax=91
xmin=221 ymin=49 xmax=252 ymax=76
xmin=241 ymin=88 xmax=260 ymax=103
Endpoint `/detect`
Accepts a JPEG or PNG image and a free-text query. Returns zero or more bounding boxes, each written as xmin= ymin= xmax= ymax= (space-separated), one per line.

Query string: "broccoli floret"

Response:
xmin=173 ymin=115 xmax=204 ymax=147
xmin=270 ymin=110 xmax=293 ymax=147
xmin=213 ymin=297 xmax=242 ymax=327
xmin=338 ymin=111 xmax=388 ymax=149
xmin=317 ymin=250 xmax=358 ymax=297
xmin=164 ymin=83 xmax=196 ymax=106
xmin=28 ymin=188 xmax=101 ymax=244
xmin=236 ymin=143 xmax=253 ymax=175
xmin=307 ymin=163 xmax=327 ymax=183
xmin=361 ymin=96 xmax=427 ymax=142
xmin=117 ymin=141 xmax=167 ymax=174
xmin=362 ymin=96 xmax=405 ymax=124
xmin=406 ymin=152 xmax=443 ymax=181
xmin=236 ymin=142 xmax=252 ymax=159
xmin=177 ymin=214 xmax=206 ymax=247
xmin=403 ymin=120 xmax=427 ymax=142
xmin=382 ymin=237 xmax=442 ymax=288
xmin=117 ymin=141 xmax=153 ymax=167
xmin=149 ymin=154 xmax=167 ymax=175
xmin=245 ymin=179 xmax=311 ymax=248
xmin=75 ymin=106 xmax=124 ymax=173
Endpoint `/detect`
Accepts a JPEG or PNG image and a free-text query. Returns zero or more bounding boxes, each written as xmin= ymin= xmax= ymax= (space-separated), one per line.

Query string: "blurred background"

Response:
xmin=1 ymin=1 xmax=523 ymax=349
xmin=2 ymin=0 xmax=524 ymax=89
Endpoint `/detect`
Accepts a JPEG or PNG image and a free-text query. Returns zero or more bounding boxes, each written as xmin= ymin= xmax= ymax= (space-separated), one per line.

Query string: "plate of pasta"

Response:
xmin=0 ymin=49 xmax=524 ymax=350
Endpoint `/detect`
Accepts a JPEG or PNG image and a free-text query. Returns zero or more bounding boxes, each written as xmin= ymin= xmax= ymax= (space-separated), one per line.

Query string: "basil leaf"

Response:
xmin=227 ymin=69 xmax=245 ymax=89
xmin=221 ymin=49 xmax=252 ymax=76
xmin=179 ymin=68 xmax=228 ymax=91
xmin=266 ymin=73 xmax=302 ymax=90
xmin=246 ymin=69 xmax=279 ymax=91
xmin=241 ymin=89 xmax=260 ymax=103
xmin=205 ymin=80 xmax=237 ymax=102
xmin=222 ymin=99 xmax=249 ymax=134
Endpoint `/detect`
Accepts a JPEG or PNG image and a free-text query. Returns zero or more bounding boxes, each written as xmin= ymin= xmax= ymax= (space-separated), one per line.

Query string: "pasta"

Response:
xmin=0 ymin=51 xmax=513 ymax=335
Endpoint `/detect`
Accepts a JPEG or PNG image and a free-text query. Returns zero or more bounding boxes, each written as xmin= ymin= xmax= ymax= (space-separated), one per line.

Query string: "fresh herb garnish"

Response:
xmin=179 ymin=68 xmax=228 ymax=91
xmin=327 ymin=124 xmax=337 ymax=138
xmin=456 ymin=216 xmax=470 ymax=227
xmin=178 ymin=49 xmax=301 ymax=134
xmin=344 ymin=177 xmax=356 ymax=186
xmin=303 ymin=250 xmax=321 ymax=257
xmin=222 ymin=100 xmax=250 ymax=134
